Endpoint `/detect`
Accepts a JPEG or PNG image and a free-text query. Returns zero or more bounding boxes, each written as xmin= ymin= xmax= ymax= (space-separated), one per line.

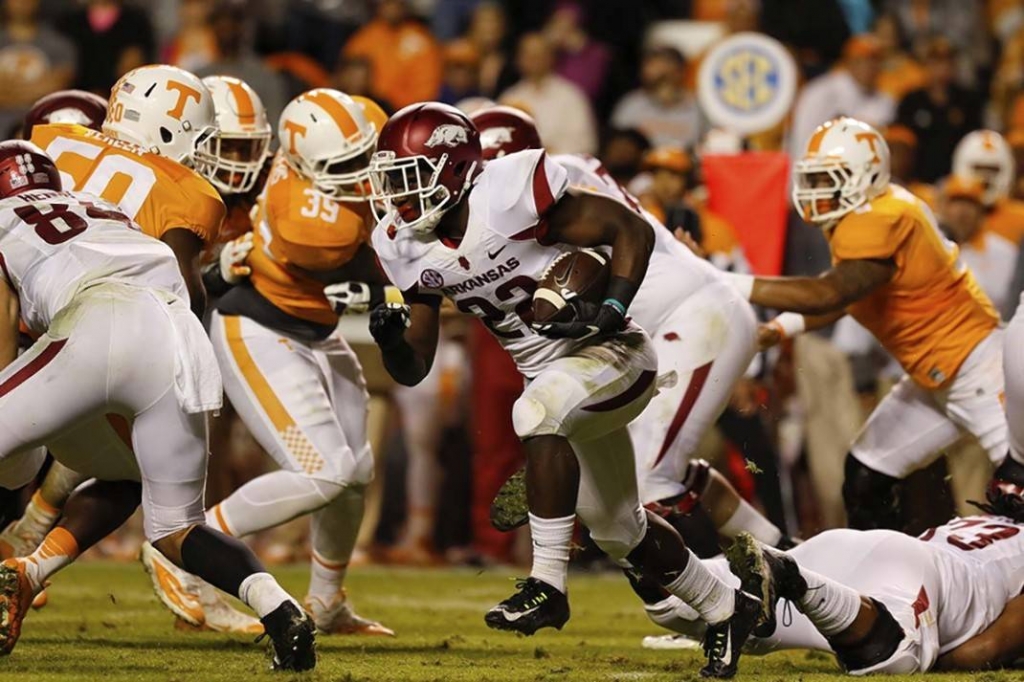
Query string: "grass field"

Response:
xmin=0 ymin=561 xmax=1014 ymax=682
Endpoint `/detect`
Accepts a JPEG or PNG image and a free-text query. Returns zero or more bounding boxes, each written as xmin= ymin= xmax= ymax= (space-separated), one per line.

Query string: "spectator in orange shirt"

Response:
xmin=162 ymin=0 xmax=217 ymax=72
xmin=343 ymin=0 xmax=442 ymax=110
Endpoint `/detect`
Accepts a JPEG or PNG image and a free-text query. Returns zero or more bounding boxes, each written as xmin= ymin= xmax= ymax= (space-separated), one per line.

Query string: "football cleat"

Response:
xmin=485 ymin=577 xmax=570 ymax=635
xmin=304 ymin=590 xmax=394 ymax=636
xmin=699 ymin=589 xmax=764 ymax=679
xmin=725 ymin=532 xmax=807 ymax=639
xmin=490 ymin=466 xmax=528 ymax=532
xmin=0 ymin=559 xmax=35 ymax=655
xmin=140 ymin=541 xmax=204 ymax=627
xmin=257 ymin=600 xmax=316 ymax=671
xmin=198 ymin=582 xmax=264 ymax=634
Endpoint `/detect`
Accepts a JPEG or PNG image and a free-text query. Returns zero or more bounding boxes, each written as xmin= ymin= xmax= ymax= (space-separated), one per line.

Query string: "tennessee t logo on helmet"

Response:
xmin=165 ymin=81 xmax=202 ymax=121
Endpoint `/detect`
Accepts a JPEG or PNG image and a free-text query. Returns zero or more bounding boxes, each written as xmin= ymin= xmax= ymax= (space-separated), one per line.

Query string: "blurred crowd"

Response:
xmin=7 ymin=0 xmax=1024 ymax=568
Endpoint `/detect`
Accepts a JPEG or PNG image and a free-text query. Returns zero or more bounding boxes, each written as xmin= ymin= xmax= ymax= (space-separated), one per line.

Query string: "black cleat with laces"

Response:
xmin=258 ymin=600 xmax=317 ymax=671
xmin=485 ymin=577 xmax=570 ymax=635
xmin=725 ymin=532 xmax=808 ymax=639
xmin=699 ymin=589 xmax=764 ymax=678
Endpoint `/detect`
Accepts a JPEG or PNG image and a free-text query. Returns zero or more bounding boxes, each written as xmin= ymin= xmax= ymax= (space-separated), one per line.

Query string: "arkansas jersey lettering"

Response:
xmin=442 ymin=257 xmax=520 ymax=296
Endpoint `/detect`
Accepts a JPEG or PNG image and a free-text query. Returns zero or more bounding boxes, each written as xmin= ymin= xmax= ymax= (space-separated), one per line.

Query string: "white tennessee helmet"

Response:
xmin=103 ymin=64 xmax=217 ymax=165
xmin=278 ymin=88 xmax=377 ymax=201
xmin=792 ymin=117 xmax=891 ymax=226
xmin=195 ymin=76 xmax=272 ymax=194
xmin=952 ymin=130 xmax=1015 ymax=207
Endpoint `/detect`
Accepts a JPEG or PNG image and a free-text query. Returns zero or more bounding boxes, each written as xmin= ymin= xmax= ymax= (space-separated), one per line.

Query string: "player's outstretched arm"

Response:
xmin=371 ymin=293 xmax=441 ymax=387
xmin=535 ymin=192 xmax=654 ymax=339
xmin=727 ymin=258 xmax=895 ymax=316
xmin=0 ymin=278 xmax=19 ymax=368
xmin=162 ymin=228 xmax=208 ymax=318
xmin=935 ymin=594 xmax=1024 ymax=671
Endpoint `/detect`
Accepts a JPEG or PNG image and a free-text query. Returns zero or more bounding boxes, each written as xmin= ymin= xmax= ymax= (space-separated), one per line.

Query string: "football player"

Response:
xmin=143 ymin=88 xmax=394 ymax=637
xmin=23 ymin=90 xmax=108 ymax=133
xmin=0 ymin=142 xmax=314 ymax=671
xmin=952 ymin=129 xmax=1024 ymax=246
xmin=740 ymin=117 xmax=1010 ymax=531
xmin=366 ymin=102 xmax=764 ymax=678
xmin=470 ymin=106 xmax=785 ymax=556
xmin=648 ymin=493 xmax=1024 ymax=674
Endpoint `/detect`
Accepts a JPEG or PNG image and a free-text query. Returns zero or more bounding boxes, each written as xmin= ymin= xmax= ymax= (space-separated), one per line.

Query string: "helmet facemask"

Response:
xmin=195 ymin=129 xmax=270 ymax=194
xmin=369 ymin=151 xmax=460 ymax=233
xmin=793 ymin=159 xmax=873 ymax=225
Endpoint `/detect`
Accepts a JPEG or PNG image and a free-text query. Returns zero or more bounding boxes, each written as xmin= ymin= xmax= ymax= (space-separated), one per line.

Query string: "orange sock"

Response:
xmin=22 ymin=527 xmax=80 ymax=591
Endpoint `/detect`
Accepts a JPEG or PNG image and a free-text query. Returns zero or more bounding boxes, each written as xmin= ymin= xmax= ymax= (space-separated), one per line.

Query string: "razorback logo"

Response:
xmin=283 ymin=120 xmax=307 ymax=154
xmin=855 ymin=132 xmax=882 ymax=163
xmin=165 ymin=81 xmax=202 ymax=120
xmin=425 ymin=124 xmax=469 ymax=148
xmin=480 ymin=126 xmax=514 ymax=150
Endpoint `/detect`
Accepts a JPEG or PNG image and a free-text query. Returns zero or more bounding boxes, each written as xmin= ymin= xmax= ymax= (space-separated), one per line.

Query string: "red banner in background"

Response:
xmin=702 ymin=152 xmax=790 ymax=276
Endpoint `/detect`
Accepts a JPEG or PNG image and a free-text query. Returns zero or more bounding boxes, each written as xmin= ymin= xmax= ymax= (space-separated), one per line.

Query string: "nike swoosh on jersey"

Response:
xmin=487 ymin=245 xmax=507 ymax=259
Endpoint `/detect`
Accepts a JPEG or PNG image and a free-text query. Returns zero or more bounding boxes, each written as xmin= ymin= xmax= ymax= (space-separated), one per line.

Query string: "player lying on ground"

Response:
xmin=365 ymin=101 xmax=765 ymax=678
xmin=0 ymin=142 xmax=314 ymax=671
xmin=644 ymin=494 xmax=1023 ymax=673
xmin=735 ymin=116 xmax=1015 ymax=531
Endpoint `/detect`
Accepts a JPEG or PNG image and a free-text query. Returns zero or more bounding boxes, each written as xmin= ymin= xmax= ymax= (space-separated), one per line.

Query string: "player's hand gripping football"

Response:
xmin=369 ymin=302 xmax=411 ymax=350
xmin=324 ymin=282 xmax=403 ymax=315
xmin=533 ymin=298 xmax=626 ymax=340
xmin=219 ymin=232 xmax=254 ymax=284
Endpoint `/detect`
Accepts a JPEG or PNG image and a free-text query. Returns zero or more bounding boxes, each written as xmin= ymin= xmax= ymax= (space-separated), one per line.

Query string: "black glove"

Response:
xmin=532 ymin=298 xmax=626 ymax=340
xmin=369 ymin=302 xmax=411 ymax=350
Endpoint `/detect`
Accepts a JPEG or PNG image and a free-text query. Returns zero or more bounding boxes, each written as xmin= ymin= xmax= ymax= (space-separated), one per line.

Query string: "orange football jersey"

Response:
xmin=828 ymin=185 xmax=999 ymax=388
xmin=30 ymin=123 xmax=224 ymax=244
xmin=982 ymin=198 xmax=1024 ymax=245
xmin=248 ymin=153 xmax=370 ymax=325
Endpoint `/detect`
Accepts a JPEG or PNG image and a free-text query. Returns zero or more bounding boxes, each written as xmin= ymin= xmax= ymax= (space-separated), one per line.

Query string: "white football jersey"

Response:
xmin=959 ymin=230 xmax=1017 ymax=316
xmin=373 ymin=149 xmax=587 ymax=377
xmin=919 ymin=515 xmax=1024 ymax=654
xmin=0 ymin=190 xmax=186 ymax=334
xmin=552 ymin=154 xmax=720 ymax=333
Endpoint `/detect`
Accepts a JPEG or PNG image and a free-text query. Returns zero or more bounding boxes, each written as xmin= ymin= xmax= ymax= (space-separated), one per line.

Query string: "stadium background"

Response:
xmin=0 ymin=0 xmax=1015 ymax=571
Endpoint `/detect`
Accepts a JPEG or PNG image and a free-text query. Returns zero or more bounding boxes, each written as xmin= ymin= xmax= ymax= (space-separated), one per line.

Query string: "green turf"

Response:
xmin=0 ymin=561 xmax=1014 ymax=681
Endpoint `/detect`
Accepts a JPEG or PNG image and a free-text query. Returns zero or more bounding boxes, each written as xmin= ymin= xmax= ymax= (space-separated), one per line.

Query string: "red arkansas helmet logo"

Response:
xmin=425 ymin=124 xmax=469 ymax=148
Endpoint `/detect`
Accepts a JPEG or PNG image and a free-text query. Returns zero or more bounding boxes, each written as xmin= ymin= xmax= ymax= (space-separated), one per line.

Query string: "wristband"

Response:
xmin=605 ymin=275 xmax=640 ymax=312
xmin=722 ymin=272 xmax=755 ymax=299
xmin=770 ymin=312 xmax=806 ymax=338
xmin=603 ymin=298 xmax=626 ymax=316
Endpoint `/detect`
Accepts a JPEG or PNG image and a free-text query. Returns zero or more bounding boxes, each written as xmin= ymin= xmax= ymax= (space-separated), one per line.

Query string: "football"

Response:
xmin=532 ymin=248 xmax=611 ymax=324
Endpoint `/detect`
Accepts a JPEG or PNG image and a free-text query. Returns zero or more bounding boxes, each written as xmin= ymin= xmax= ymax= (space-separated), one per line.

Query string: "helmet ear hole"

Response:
xmin=453 ymin=160 xmax=467 ymax=177
xmin=160 ymin=127 xmax=173 ymax=144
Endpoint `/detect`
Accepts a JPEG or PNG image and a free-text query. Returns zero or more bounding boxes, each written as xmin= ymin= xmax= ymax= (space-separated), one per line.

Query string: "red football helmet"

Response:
xmin=24 ymin=90 xmax=108 ymax=134
xmin=470 ymin=106 xmax=542 ymax=160
xmin=369 ymin=102 xmax=482 ymax=233
xmin=0 ymin=141 xmax=62 ymax=198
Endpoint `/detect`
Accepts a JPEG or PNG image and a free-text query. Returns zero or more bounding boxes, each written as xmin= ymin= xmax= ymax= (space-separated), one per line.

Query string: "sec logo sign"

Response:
xmin=698 ymin=32 xmax=796 ymax=136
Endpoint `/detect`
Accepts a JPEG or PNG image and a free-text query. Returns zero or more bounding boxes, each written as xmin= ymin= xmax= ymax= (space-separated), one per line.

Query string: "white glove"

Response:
xmin=219 ymin=232 xmax=254 ymax=285
xmin=324 ymin=282 xmax=402 ymax=315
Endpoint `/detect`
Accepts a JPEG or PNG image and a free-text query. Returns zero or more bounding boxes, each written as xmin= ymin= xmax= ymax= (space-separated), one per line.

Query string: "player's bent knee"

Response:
xmin=512 ymin=393 xmax=560 ymax=440
xmin=842 ymin=454 xmax=905 ymax=530
xmin=833 ymin=599 xmax=917 ymax=675
xmin=586 ymin=505 xmax=647 ymax=562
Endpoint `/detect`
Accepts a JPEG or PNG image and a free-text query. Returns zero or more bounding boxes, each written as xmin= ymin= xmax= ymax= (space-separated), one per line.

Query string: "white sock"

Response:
xmin=663 ymin=551 xmax=736 ymax=624
xmin=798 ymin=568 xmax=862 ymax=636
xmin=720 ymin=499 xmax=783 ymax=546
xmin=528 ymin=513 xmax=575 ymax=594
xmin=238 ymin=572 xmax=295 ymax=619
xmin=306 ymin=487 xmax=363 ymax=602
xmin=308 ymin=551 xmax=348 ymax=602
